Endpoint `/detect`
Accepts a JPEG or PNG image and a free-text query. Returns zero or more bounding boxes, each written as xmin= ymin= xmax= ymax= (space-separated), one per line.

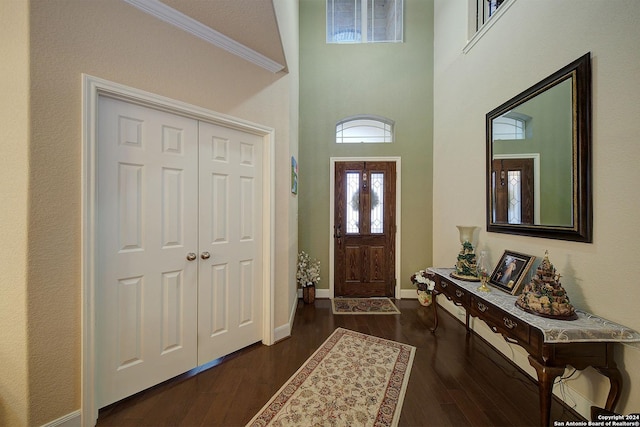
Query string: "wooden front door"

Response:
xmin=492 ymin=158 xmax=534 ymax=224
xmin=334 ymin=161 xmax=396 ymax=297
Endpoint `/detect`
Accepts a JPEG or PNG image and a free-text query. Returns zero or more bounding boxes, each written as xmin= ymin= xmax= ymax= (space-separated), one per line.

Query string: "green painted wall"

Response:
xmin=299 ymin=0 xmax=434 ymax=291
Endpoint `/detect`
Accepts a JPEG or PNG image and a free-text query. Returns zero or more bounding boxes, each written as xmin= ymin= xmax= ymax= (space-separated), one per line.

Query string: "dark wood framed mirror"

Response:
xmin=486 ymin=53 xmax=592 ymax=242
xmin=486 ymin=53 xmax=593 ymax=242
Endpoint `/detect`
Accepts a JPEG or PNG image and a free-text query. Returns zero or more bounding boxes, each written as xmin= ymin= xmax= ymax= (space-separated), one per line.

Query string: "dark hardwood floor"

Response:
xmin=96 ymin=298 xmax=584 ymax=426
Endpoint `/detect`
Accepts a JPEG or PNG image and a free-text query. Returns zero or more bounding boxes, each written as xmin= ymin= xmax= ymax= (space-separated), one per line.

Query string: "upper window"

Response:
xmin=336 ymin=116 xmax=394 ymax=143
xmin=327 ymin=0 xmax=403 ymax=44
xmin=474 ymin=0 xmax=506 ymax=32
xmin=465 ymin=0 xmax=514 ymax=53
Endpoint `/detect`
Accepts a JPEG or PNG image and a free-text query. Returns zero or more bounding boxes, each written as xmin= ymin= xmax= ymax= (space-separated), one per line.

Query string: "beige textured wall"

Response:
xmin=1 ymin=1 xmax=297 ymax=425
xmin=272 ymin=0 xmax=301 ymax=324
xmin=434 ymin=0 xmax=640 ymax=418
xmin=0 ymin=2 xmax=30 ymax=426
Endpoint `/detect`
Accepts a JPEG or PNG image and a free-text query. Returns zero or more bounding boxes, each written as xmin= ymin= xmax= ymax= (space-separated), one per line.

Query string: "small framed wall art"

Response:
xmin=489 ymin=250 xmax=535 ymax=294
xmin=291 ymin=156 xmax=298 ymax=195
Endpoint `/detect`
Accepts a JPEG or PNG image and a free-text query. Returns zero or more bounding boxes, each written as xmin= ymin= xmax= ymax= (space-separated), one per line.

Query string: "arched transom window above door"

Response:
xmin=335 ymin=115 xmax=395 ymax=144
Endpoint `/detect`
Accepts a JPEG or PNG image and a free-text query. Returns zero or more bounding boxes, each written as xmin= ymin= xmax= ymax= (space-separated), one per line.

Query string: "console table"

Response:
xmin=427 ymin=267 xmax=640 ymax=427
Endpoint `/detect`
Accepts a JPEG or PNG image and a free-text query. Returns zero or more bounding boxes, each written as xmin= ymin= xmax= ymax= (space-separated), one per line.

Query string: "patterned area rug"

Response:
xmin=331 ymin=297 xmax=401 ymax=314
xmin=246 ymin=328 xmax=415 ymax=427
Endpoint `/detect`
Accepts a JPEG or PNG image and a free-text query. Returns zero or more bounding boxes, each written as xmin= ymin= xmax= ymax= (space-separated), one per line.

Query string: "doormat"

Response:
xmin=246 ymin=328 xmax=415 ymax=427
xmin=331 ymin=297 xmax=400 ymax=314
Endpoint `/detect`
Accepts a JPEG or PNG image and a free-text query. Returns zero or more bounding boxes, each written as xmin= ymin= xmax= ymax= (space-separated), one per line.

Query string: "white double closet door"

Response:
xmin=96 ymin=96 xmax=263 ymax=408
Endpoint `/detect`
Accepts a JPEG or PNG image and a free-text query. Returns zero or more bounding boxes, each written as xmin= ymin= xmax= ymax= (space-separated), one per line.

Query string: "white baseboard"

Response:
xmin=296 ymin=288 xmax=332 ymax=299
xmin=272 ymin=293 xmax=298 ymax=343
xmin=552 ymin=380 xmax=593 ymax=422
xmin=273 ymin=322 xmax=291 ymax=343
xmin=41 ymin=410 xmax=81 ymax=427
xmin=315 ymin=288 xmax=332 ymax=298
xmin=399 ymin=288 xmax=419 ymax=299
xmin=288 ymin=292 xmax=297 ymax=328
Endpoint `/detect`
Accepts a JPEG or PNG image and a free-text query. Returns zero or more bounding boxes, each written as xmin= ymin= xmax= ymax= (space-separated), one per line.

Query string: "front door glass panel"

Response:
xmin=370 ymin=172 xmax=384 ymax=234
xmin=346 ymin=172 xmax=360 ymax=233
xmin=508 ymin=170 xmax=522 ymax=224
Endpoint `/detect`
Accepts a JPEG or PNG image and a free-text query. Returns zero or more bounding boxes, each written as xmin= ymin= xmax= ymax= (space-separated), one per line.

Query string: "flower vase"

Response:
xmin=417 ymin=290 xmax=432 ymax=307
xmin=303 ymin=285 xmax=316 ymax=304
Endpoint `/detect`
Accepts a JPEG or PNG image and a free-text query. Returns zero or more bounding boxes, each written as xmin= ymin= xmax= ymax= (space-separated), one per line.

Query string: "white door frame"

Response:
xmin=328 ymin=157 xmax=402 ymax=299
xmin=81 ymin=74 xmax=275 ymax=427
xmin=493 ymin=153 xmax=541 ymax=224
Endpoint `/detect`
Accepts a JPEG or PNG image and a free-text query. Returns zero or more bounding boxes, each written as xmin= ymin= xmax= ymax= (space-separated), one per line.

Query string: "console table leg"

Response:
xmin=465 ymin=312 xmax=471 ymax=334
xmin=595 ymin=365 xmax=622 ymax=412
xmin=528 ymin=356 xmax=565 ymax=427
xmin=429 ymin=296 xmax=439 ymax=333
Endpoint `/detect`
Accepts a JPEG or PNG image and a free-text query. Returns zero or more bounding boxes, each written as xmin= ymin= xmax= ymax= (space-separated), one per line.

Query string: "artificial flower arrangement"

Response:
xmin=296 ymin=251 xmax=321 ymax=288
xmin=411 ymin=269 xmax=436 ymax=306
xmin=411 ymin=269 xmax=436 ymax=293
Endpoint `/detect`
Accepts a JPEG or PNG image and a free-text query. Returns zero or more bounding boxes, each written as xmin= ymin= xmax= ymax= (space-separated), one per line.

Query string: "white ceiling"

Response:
xmin=136 ymin=0 xmax=287 ymax=72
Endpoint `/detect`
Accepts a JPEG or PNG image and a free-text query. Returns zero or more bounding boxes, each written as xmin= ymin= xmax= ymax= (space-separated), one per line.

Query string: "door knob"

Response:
xmin=186 ymin=252 xmax=197 ymax=261
xmin=201 ymin=252 xmax=211 ymax=260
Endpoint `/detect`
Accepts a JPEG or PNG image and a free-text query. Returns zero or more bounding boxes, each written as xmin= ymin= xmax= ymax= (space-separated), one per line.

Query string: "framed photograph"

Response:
xmin=489 ymin=250 xmax=536 ymax=294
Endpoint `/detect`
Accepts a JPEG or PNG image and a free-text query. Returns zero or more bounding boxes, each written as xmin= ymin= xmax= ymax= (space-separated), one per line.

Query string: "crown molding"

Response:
xmin=123 ymin=0 xmax=285 ymax=73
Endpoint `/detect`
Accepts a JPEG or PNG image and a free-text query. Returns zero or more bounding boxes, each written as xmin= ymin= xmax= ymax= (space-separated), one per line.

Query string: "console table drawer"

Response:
xmin=436 ymin=278 xmax=469 ymax=305
xmin=471 ymin=296 xmax=530 ymax=344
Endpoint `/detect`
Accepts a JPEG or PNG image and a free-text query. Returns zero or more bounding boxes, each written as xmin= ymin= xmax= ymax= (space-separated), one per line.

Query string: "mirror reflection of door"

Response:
xmin=492 ymin=158 xmax=534 ymax=224
xmin=334 ymin=161 xmax=396 ymax=297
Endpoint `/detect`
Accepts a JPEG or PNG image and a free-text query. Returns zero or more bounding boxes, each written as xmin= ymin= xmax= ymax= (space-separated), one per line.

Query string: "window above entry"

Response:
xmin=336 ymin=115 xmax=395 ymax=143
xmin=465 ymin=0 xmax=516 ymax=53
xmin=474 ymin=0 xmax=506 ymax=32
xmin=327 ymin=0 xmax=404 ymax=44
